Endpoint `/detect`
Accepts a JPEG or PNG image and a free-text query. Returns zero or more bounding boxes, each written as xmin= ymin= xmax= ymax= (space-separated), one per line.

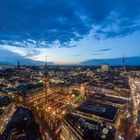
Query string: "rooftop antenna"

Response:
xmin=45 ymin=56 xmax=48 ymax=68
xmin=17 ymin=61 xmax=20 ymax=70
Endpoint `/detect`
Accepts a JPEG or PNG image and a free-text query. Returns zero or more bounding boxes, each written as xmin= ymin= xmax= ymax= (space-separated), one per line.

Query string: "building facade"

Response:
xmin=129 ymin=77 xmax=140 ymax=123
xmin=0 ymin=97 xmax=16 ymax=134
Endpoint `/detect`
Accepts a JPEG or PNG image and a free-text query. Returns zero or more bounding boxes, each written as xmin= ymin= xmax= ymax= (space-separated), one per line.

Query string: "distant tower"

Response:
xmin=122 ymin=54 xmax=126 ymax=72
xmin=17 ymin=61 xmax=20 ymax=70
xmin=44 ymin=57 xmax=49 ymax=100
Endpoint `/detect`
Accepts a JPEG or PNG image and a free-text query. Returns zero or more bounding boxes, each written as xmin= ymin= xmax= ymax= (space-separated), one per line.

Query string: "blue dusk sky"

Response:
xmin=0 ymin=0 xmax=140 ymax=64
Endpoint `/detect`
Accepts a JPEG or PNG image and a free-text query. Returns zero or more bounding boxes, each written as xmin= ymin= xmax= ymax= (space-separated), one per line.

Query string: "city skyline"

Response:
xmin=1 ymin=1 xmax=140 ymax=139
xmin=0 ymin=0 xmax=140 ymax=65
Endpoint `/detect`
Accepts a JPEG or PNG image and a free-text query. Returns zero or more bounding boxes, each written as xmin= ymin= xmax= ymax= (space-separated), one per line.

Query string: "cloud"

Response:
xmin=24 ymin=49 xmax=41 ymax=57
xmin=0 ymin=48 xmax=43 ymax=65
xmin=0 ymin=45 xmax=41 ymax=58
xmin=0 ymin=0 xmax=140 ymax=48
xmin=91 ymin=48 xmax=111 ymax=55
xmin=97 ymin=48 xmax=111 ymax=52
xmin=0 ymin=0 xmax=89 ymax=47
xmin=92 ymin=53 xmax=105 ymax=56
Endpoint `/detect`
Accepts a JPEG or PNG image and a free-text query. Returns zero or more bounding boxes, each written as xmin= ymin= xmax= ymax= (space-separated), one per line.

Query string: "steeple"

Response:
xmin=17 ymin=61 xmax=20 ymax=70
xmin=122 ymin=54 xmax=126 ymax=72
xmin=44 ymin=56 xmax=49 ymax=96
xmin=44 ymin=56 xmax=48 ymax=77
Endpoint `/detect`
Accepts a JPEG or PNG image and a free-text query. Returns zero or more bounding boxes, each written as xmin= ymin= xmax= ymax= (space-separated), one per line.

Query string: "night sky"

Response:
xmin=0 ymin=0 xmax=140 ymax=64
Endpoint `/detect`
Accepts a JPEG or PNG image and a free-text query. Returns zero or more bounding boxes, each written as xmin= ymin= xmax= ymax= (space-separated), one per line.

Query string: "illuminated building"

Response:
xmin=80 ymin=84 xmax=85 ymax=98
xmin=0 ymin=96 xmax=16 ymax=134
xmin=1 ymin=107 xmax=42 ymax=140
xmin=90 ymin=93 xmax=128 ymax=109
xmin=129 ymin=77 xmax=140 ymax=122
xmin=72 ymin=96 xmax=120 ymax=129
xmin=101 ymin=64 xmax=109 ymax=72
xmin=60 ymin=113 xmax=116 ymax=140
xmin=60 ymin=95 xmax=120 ymax=140
xmin=72 ymin=84 xmax=86 ymax=98
xmin=17 ymin=82 xmax=46 ymax=108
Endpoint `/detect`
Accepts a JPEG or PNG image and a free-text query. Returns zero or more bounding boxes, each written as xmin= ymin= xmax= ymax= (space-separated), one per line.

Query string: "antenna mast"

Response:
xmin=122 ymin=54 xmax=126 ymax=72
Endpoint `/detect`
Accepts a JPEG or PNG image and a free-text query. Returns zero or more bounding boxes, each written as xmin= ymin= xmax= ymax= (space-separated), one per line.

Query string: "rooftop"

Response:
xmin=76 ymin=99 xmax=119 ymax=123
xmin=0 ymin=96 xmax=11 ymax=106
xmin=17 ymin=82 xmax=44 ymax=95
xmin=63 ymin=113 xmax=116 ymax=140
xmin=90 ymin=93 xmax=128 ymax=106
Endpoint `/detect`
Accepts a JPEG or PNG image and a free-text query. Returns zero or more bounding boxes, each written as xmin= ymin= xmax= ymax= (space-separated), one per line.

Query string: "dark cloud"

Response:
xmin=0 ymin=0 xmax=140 ymax=47
xmin=0 ymin=48 xmax=44 ymax=65
xmin=97 ymin=48 xmax=111 ymax=52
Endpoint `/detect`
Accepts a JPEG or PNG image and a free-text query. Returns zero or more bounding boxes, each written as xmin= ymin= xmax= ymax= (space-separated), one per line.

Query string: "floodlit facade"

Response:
xmin=129 ymin=77 xmax=140 ymax=121
xmin=0 ymin=103 xmax=16 ymax=134
xmin=17 ymin=83 xmax=47 ymax=108
xmin=60 ymin=113 xmax=116 ymax=140
xmin=101 ymin=64 xmax=109 ymax=72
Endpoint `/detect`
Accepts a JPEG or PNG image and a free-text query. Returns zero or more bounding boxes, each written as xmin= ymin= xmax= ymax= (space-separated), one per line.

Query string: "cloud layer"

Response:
xmin=0 ymin=0 xmax=140 ymax=48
